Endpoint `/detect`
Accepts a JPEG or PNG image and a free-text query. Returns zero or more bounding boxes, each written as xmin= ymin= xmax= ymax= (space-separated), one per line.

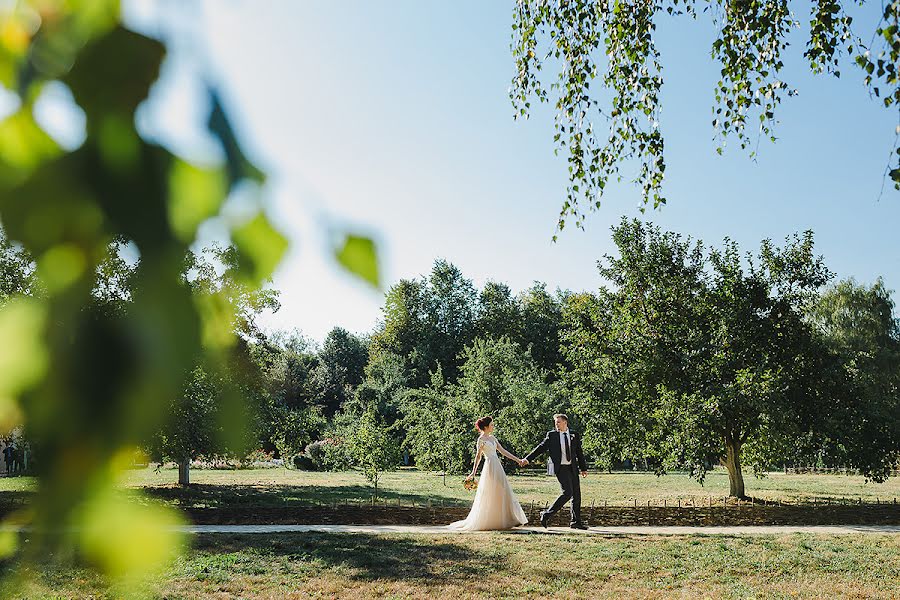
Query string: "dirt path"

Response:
xmin=180 ymin=524 xmax=900 ymax=535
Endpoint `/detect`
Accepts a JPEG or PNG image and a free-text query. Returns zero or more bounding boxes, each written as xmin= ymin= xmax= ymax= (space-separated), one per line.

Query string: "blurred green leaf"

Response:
xmin=167 ymin=160 xmax=227 ymax=242
xmin=0 ymin=298 xmax=48 ymax=397
xmin=36 ymin=243 xmax=87 ymax=293
xmin=0 ymin=107 xmax=61 ymax=188
xmin=78 ymin=486 xmax=185 ymax=581
xmin=334 ymin=233 xmax=380 ymax=288
xmin=231 ymin=212 xmax=288 ymax=284
xmin=0 ymin=528 xmax=17 ymax=560
xmin=207 ymin=88 xmax=265 ymax=188
xmin=194 ymin=290 xmax=238 ymax=350
xmin=63 ymin=25 xmax=164 ymax=123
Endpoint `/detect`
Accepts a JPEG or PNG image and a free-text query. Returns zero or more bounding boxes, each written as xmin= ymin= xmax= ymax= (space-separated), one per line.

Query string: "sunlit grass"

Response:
xmin=5 ymin=532 xmax=899 ymax=598
xmin=3 ymin=467 xmax=899 ymax=510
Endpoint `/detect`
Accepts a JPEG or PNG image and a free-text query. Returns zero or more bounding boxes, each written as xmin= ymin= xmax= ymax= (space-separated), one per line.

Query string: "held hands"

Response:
xmin=518 ymin=458 xmax=529 ymax=467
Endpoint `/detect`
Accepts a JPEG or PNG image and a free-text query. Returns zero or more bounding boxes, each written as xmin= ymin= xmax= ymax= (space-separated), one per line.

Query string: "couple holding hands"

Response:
xmin=448 ymin=413 xmax=588 ymax=531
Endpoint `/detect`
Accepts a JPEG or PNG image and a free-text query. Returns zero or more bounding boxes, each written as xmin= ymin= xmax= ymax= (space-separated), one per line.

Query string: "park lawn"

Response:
xmin=4 ymin=532 xmax=899 ymax=599
xmin=2 ymin=468 xmax=900 ymax=511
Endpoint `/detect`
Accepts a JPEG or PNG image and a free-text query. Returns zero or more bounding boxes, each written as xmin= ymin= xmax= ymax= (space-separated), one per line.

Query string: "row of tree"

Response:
xmin=323 ymin=219 xmax=899 ymax=498
xmin=2 ymin=219 xmax=898 ymax=497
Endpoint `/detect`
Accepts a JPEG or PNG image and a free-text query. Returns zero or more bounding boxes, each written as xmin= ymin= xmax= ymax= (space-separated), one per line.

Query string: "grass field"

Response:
xmin=2 ymin=467 xmax=900 ymax=512
xmin=4 ymin=531 xmax=899 ymax=599
xmin=107 ymin=466 xmax=900 ymax=508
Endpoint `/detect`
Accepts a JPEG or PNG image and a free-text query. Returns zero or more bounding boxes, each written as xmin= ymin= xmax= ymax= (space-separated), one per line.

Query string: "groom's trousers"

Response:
xmin=547 ymin=463 xmax=581 ymax=524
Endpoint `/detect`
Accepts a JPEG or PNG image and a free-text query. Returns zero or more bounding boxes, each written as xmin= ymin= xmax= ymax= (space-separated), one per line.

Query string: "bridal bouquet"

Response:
xmin=463 ymin=478 xmax=478 ymax=491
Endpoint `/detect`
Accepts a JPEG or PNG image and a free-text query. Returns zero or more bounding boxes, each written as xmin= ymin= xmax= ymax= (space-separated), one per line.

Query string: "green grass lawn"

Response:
xmin=2 ymin=467 xmax=900 ymax=511
xmin=4 ymin=531 xmax=899 ymax=599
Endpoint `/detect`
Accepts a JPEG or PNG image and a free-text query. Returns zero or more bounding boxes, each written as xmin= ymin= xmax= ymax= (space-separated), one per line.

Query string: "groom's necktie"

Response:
xmin=564 ymin=433 xmax=571 ymax=462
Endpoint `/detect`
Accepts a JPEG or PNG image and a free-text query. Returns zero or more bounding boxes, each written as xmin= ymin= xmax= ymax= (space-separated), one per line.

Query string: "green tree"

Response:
xmin=313 ymin=326 xmax=368 ymax=417
xmin=563 ymin=219 xmax=833 ymax=497
xmin=252 ymin=330 xmax=325 ymax=462
xmin=807 ymin=278 xmax=900 ymax=480
xmin=344 ymin=408 xmax=401 ymax=497
xmin=511 ymin=0 xmax=900 ymax=233
xmin=520 ymin=282 xmax=566 ymax=376
xmin=402 ymin=337 xmax=558 ymax=474
xmin=476 ymin=281 xmax=524 ymax=342
xmin=402 ymin=367 xmax=478 ymax=480
xmin=151 ymin=245 xmax=279 ymax=485
xmin=0 ymin=227 xmax=35 ymax=303
xmin=371 ymin=260 xmax=477 ymax=387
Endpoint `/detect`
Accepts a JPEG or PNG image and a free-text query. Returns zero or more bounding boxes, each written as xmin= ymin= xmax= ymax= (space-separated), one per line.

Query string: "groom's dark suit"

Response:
xmin=525 ymin=430 xmax=588 ymax=525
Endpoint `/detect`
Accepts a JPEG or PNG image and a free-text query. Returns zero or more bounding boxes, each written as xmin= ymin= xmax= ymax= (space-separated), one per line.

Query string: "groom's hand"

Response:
xmin=580 ymin=471 xmax=587 ymax=478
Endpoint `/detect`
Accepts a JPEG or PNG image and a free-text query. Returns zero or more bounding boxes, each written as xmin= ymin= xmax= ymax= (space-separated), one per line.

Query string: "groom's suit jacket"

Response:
xmin=525 ymin=430 xmax=587 ymax=474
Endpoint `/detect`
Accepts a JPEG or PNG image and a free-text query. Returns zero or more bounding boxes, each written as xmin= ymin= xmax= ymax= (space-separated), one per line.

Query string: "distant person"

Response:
xmin=10 ymin=444 xmax=22 ymax=475
xmin=2 ymin=443 xmax=11 ymax=475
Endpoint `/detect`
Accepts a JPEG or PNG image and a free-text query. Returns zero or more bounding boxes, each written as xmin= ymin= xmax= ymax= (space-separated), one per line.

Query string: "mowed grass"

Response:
xmin=5 ymin=532 xmax=900 ymax=599
xmin=2 ymin=467 xmax=900 ymax=510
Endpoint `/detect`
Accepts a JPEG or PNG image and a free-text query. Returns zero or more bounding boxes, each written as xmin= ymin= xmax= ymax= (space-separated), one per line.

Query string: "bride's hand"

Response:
xmin=466 ymin=473 xmax=474 ymax=481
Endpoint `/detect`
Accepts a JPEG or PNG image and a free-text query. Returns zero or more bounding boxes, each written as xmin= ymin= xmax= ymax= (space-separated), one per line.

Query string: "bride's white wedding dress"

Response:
xmin=448 ymin=435 xmax=528 ymax=531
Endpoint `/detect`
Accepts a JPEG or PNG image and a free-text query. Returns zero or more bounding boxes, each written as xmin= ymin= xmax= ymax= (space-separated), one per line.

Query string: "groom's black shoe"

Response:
xmin=570 ymin=522 xmax=589 ymax=530
xmin=539 ymin=511 xmax=550 ymax=528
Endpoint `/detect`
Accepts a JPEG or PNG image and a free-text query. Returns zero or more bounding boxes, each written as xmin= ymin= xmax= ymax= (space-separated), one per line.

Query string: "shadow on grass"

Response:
xmin=191 ymin=532 xmax=501 ymax=582
xmin=0 ymin=490 xmax=31 ymax=514
xmin=144 ymin=483 xmax=464 ymax=509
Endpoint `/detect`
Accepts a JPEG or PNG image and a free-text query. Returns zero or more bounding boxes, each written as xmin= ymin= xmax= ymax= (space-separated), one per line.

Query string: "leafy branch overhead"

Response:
xmin=511 ymin=0 xmax=900 ymax=234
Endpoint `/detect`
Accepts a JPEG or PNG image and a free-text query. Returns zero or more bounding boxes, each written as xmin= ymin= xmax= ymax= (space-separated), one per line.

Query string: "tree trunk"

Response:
xmin=178 ymin=459 xmax=190 ymax=486
xmin=723 ymin=439 xmax=745 ymax=498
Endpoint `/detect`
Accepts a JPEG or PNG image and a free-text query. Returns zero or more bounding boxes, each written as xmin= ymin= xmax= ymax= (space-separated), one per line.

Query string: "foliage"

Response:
xmin=0 ymin=227 xmax=35 ymax=303
xmin=807 ymin=278 xmax=900 ymax=480
xmin=401 ymin=367 xmax=478 ymax=475
xmin=342 ymin=408 xmax=401 ymax=493
xmin=562 ymin=218 xmax=836 ymax=497
xmin=519 ymin=282 xmax=567 ymax=376
xmin=0 ymin=0 xmax=375 ymax=585
xmin=312 ymin=327 xmax=368 ymax=417
xmin=371 ymin=260 xmax=478 ymax=388
xmin=305 ymin=438 xmax=352 ymax=472
xmin=145 ymin=365 xmax=257 ymax=468
xmin=402 ymin=337 xmax=559 ymax=474
xmin=511 ymin=0 xmax=900 ymax=234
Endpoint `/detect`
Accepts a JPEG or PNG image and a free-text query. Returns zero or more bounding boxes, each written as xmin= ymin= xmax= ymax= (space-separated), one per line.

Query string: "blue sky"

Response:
xmin=119 ymin=1 xmax=900 ymax=342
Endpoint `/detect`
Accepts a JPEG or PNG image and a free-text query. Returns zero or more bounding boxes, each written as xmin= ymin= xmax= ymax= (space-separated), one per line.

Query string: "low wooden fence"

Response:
xmin=180 ymin=496 xmax=900 ymax=527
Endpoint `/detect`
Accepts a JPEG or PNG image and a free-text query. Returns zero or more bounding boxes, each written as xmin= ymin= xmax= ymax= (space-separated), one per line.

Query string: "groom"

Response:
xmin=521 ymin=413 xmax=588 ymax=530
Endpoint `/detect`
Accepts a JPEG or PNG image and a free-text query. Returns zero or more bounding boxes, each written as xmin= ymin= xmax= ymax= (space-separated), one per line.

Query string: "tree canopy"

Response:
xmin=511 ymin=0 xmax=900 ymax=234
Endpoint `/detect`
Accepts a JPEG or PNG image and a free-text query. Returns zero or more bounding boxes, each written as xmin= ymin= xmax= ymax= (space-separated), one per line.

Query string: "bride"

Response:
xmin=448 ymin=416 xmax=528 ymax=531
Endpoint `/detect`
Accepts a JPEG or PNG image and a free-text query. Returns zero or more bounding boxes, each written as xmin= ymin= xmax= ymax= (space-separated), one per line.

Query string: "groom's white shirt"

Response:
xmin=559 ymin=431 xmax=572 ymax=466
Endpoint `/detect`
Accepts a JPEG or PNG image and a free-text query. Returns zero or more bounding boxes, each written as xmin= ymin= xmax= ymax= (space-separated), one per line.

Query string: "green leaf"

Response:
xmin=334 ymin=233 xmax=380 ymax=289
xmin=63 ymin=26 xmax=165 ymax=122
xmin=207 ymin=88 xmax=265 ymax=189
xmin=167 ymin=160 xmax=227 ymax=242
xmin=231 ymin=212 xmax=288 ymax=284
xmin=0 ymin=106 xmax=61 ymax=189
